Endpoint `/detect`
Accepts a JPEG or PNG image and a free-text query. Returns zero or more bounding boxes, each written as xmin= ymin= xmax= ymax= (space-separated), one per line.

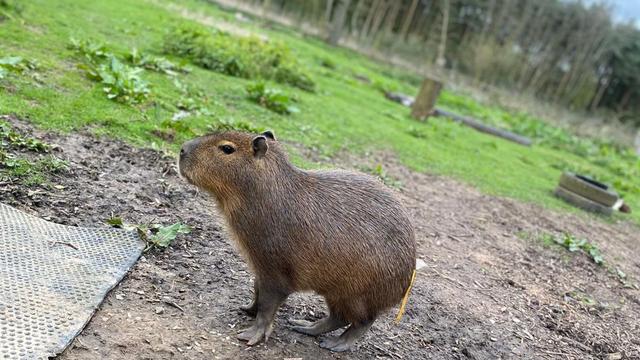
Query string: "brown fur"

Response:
xmin=179 ymin=131 xmax=416 ymax=350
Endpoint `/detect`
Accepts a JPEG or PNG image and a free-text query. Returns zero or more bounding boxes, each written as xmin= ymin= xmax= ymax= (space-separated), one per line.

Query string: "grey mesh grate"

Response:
xmin=0 ymin=203 xmax=143 ymax=359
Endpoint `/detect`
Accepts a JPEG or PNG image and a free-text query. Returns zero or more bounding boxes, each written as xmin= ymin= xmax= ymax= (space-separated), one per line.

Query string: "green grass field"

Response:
xmin=1 ymin=0 xmax=638 ymax=224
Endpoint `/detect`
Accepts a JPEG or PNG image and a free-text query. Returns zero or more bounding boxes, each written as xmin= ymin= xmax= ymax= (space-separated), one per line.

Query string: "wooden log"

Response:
xmin=434 ymin=108 xmax=532 ymax=146
xmin=410 ymin=78 xmax=443 ymax=120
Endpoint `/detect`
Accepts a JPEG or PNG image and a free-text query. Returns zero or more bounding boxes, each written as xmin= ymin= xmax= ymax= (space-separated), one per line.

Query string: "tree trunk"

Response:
xmin=350 ymin=0 xmax=364 ymax=37
xmin=399 ymin=0 xmax=419 ymax=42
xmin=436 ymin=0 xmax=450 ymax=67
xmin=360 ymin=0 xmax=381 ymax=40
xmin=411 ymin=78 xmax=443 ymax=121
xmin=327 ymin=0 xmax=352 ymax=45
xmin=324 ymin=0 xmax=336 ymax=32
xmin=589 ymin=74 xmax=610 ymax=111
xmin=617 ymin=86 xmax=633 ymax=112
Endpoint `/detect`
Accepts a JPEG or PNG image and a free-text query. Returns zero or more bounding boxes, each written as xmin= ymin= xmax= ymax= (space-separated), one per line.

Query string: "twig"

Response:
xmin=163 ymin=300 xmax=185 ymax=312
xmin=371 ymin=344 xmax=401 ymax=359
xmin=427 ymin=268 xmax=467 ymax=288
xmin=49 ymin=241 xmax=79 ymax=250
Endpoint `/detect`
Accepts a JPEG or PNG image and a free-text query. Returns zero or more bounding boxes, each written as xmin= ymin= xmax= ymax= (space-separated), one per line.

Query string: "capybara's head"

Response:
xmin=178 ymin=130 xmax=279 ymax=196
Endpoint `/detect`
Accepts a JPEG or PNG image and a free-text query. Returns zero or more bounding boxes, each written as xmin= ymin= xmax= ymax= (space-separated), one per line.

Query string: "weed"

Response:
xmin=0 ymin=0 xmax=22 ymax=20
xmin=0 ymin=121 xmax=49 ymax=151
xmin=82 ymin=56 xmax=150 ymax=104
xmin=207 ymin=118 xmax=265 ymax=133
xmin=68 ymin=38 xmax=111 ymax=63
xmin=126 ymin=48 xmax=189 ymax=76
xmin=246 ymin=81 xmax=299 ymax=115
xmin=163 ymin=25 xmax=315 ymax=91
xmin=541 ymin=233 xmax=604 ymax=265
xmin=137 ymin=222 xmax=191 ymax=250
xmin=172 ymin=78 xmax=212 ymax=116
xmin=0 ymin=56 xmax=37 ymax=80
xmin=319 ymin=57 xmax=336 ymax=69
xmin=407 ymin=126 xmax=428 ymax=139
xmin=70 ymin=39 xmax=150 ymax=104
xmin=106 ymin=216 xmax=124 ymax=228
xmin=365 ymin=164 xmax=402 ymax=189
xmin=106 ymin=217 xmax=191 ymax=250
xmin=0 ymin=121 xmax=67 ymax=185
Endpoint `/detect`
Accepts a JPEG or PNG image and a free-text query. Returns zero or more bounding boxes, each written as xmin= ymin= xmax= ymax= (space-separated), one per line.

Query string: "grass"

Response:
xmin=0 ymin=120 xmax=68 ymax=185
xmin=0 ymin=0 xmax=638 ymax=225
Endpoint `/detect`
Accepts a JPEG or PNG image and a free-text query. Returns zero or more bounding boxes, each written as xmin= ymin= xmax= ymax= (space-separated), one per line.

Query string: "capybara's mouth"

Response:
xmin=176 ymin=157 xmax=193 ymax=184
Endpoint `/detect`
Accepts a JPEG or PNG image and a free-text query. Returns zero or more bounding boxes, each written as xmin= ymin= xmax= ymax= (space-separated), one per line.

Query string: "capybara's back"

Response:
xmin=179 ymin=130 xmax=416 ymax=352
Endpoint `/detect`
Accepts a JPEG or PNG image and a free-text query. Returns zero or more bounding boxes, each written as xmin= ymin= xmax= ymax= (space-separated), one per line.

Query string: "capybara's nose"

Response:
xmin=180 ymin=139 xmax=199 ymax=159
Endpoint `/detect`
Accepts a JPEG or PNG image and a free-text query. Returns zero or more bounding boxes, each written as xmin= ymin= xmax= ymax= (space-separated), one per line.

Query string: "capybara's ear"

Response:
xmin=252 ymin=135 xmax=268 ymax=158
xmin=261 ymin=130 xmax=276 ymax=140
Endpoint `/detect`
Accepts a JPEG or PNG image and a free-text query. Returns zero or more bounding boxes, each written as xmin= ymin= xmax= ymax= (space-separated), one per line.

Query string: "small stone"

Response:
xmin=155 ymin=307 xmax=165 ymax=315
xmin=416 ymin=258 xmax=427 ymax=270
xmin=512 ymin=317 xmax=521 ymax=323
xmin=490 ymin=337 xmax=497 ymax=342
xmin=115 ymin=294 xmax=124 ymax=300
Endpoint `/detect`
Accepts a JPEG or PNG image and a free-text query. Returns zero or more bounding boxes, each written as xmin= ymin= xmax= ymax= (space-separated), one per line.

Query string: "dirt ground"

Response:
xmin=2 ymin=117 xmax=640 ymax=359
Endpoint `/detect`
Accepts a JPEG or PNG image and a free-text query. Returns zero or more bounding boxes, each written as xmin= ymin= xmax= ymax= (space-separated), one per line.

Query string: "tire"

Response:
xmin=554 ymin=186 xmax=613 ymax=216
xmin=558 ymin=172 xmax=618 ymax=207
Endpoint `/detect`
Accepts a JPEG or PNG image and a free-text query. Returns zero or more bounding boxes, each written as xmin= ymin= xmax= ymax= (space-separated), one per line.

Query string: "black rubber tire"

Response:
xmin=554 ymin=186 xmax=613 ymax=216
xmin=558 ymin=172 xmax=618 ymax=207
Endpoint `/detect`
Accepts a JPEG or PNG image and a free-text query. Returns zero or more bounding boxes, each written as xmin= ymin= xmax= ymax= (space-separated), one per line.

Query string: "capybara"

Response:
xmin=178 ymin=130 xmax=416 ymax=352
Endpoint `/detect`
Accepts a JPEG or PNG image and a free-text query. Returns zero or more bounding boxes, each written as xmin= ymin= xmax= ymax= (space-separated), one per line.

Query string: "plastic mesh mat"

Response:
xmin=0 ymin=203 xmax=144 ymax=359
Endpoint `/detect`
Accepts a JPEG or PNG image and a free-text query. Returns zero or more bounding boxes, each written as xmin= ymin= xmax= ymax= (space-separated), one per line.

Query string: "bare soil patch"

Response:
xmin=2 ymin=117 xmax=639 ymax=359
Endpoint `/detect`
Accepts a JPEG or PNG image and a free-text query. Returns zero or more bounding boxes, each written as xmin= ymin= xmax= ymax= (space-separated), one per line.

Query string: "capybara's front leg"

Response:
xmin=237 ymin=282 xmax=289 ymax=346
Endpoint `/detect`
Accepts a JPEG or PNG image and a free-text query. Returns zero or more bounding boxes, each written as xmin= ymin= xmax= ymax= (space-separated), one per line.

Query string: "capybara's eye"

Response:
xmin=219 ymin=145 xmax=235 ymax=155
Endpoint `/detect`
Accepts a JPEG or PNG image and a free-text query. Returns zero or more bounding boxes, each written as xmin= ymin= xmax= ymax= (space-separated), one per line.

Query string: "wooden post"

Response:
xmin=411 ymin=78 xmax=443 ymax=121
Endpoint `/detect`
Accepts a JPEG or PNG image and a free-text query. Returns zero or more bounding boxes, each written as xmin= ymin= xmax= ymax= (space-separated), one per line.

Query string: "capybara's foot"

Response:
xmin=289 ymin=315 xmax=347 ymax=336
xmin=319 ymin=336 xmax=351 ymax=352
xmin=237 ymin=323 xmax=272 ymax=346
xmin=319 ymin=320 xmax=374 ymax=352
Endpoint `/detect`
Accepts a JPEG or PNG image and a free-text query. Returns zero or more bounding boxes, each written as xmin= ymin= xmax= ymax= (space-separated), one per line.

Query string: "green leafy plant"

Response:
xmin=246 ymin=81 xmax=299 ymax=115
xmin=0 ymin=121 xmax=67 ymax=186
xmin=163 ymin=25 xmax=315 ymax=91
xmin=320 ymin=57 xmax=336 ymax=69
xmin=0 ymin=0 xmax=23 ymax=20
xmin=365 ymin=164 xmax=403 ymax=189
xmin=126 ymin=48 xmax=189 ymax=76
xmin=407 ymin=126 xmax=428 ymax=139
xmin=543 ymin=233 xmax=604 ymax=265
xmin=106 ymin=217 xmax=191 ymax=250
xmin=207 ymin=118 xmax=265 ymax=133
xmin=70 ymin=39 xmax=150 ymax=104
xmin=0 ymin=121 xmax=49 ymax=151
xmin=81 ymin=55 xmax=150 ymax=103
xmin=106 ymin=216 xmax=124 ymax=228
xmin=137 ymin=222 xmax=191 ymax=250
xmin=0 ymin=56 xmax=37 ymax=79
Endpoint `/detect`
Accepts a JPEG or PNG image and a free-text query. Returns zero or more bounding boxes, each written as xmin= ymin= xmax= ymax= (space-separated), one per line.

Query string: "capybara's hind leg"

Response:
xmin=288 ymin=312 xmax=347 ymax=336
xmin=319 ymin=319 xmax=375 ymax=352
xmin=239 ymin=280 xmax=259 ymax=317
xmin=237 ymin=285 xmax=289 ymax=346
